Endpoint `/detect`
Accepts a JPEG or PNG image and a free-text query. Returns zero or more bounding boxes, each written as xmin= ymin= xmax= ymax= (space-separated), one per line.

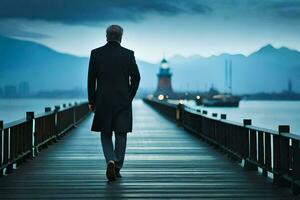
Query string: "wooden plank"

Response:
xmin=0 ymin=100 xmax=293 ymax=199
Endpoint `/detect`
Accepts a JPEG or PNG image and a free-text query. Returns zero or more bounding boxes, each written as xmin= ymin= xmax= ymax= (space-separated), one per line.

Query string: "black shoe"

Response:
xmin=106 ymin=160 xmax=116 ymax=181
xmin=115 ymin=168 xmax=122 ymax=178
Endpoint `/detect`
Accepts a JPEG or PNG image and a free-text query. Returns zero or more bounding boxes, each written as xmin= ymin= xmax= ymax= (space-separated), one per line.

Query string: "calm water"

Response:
xmin=0 ymin=98 xmax=86 ymax=123
xmin=183 ymin=100 xmax=300 ymax=135
xmin=1 ymin=99 xmax=300 ymax=135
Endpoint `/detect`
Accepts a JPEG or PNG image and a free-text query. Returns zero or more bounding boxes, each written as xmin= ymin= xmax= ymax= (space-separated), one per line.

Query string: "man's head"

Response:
xmin=106 ymin=25 xmax=123 ymax=43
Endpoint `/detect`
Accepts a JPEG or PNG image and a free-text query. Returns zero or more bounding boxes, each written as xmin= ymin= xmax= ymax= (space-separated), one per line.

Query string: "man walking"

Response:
xmin=87 ymin=25 xmax=140 ymax=181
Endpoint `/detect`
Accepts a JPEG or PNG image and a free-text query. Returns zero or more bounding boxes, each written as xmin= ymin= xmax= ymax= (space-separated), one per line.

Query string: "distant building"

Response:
xmin=4 ymin=85 xmax=17 ymax=98
xmin=18 ymin=81 xmax=30 ymax=97
xmin=154 ymin=57 xmax=177 ymax=99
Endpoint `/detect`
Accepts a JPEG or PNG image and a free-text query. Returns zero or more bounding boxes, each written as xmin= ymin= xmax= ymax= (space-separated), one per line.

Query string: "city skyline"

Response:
xmin=0 ymin=81 xmax=30 ymax=98
xmin=1 ymin=0 xmax=300 ymax=62
xmin=0 ymin=77 xmax=296 ymax=99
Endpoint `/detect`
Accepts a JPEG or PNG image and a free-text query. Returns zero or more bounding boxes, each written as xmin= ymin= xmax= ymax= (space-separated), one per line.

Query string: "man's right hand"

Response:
xmin=88 ymin=104 xmax=95 ymax=112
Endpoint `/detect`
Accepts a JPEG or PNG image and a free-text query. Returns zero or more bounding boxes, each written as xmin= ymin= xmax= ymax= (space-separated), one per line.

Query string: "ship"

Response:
xmin=202 ymin=94 xmax=240 ymax=107
xmin=201 ymin=60 xmax=240 ymax=107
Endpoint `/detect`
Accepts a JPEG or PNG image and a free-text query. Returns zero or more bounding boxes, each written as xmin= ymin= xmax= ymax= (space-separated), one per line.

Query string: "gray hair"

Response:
xmin=106 ymin=25 xmax=123 ymax=42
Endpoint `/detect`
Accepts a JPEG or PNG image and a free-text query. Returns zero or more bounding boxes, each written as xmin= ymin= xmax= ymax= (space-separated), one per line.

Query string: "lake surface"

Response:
xmin=183 ymin=100 xmax=300 ymax=135
xmin=0 ymin=98 xmax=86 ymax=123
xmin=1 ymin=98 xmax=300 ymax=136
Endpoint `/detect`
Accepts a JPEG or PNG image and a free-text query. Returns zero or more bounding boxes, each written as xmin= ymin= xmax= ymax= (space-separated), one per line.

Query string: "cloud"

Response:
xmin=264 ymin=1 xmax=300 ymax=19
xmin=0 ymin=0 xmax=212 ymax=25
xmin=0 ymin=20 xmax=49 ymax=39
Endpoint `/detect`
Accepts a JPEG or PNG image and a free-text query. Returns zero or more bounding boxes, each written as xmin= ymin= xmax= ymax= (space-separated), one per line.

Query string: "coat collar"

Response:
xmin=105 ymin=41 xmax=121 ymax=47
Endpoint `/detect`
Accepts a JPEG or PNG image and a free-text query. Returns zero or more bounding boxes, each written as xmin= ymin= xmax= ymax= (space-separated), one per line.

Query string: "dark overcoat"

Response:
xmin=87 ymin=41 xmax=140 ymax=133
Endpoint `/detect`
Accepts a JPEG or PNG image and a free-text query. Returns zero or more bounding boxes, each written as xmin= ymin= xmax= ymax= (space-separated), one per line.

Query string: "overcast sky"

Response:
xmin=1 ymin=0 xmax=300 ymax=63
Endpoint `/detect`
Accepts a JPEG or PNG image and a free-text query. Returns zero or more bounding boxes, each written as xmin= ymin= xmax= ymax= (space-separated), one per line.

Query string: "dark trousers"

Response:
xmin=100 ymin=132 xmax=127 ymax=170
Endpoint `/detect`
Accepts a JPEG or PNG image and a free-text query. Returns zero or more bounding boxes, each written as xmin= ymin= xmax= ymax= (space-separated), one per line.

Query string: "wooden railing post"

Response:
xmin=54 ymin=106 xmax=60 ymax=138
xmin=45 ymin=107 xmax=51 ymax=112
xmin=273 ymin=125 xmax=290 ymax=186
xmin=26 ymin=112 xmax=35 ymax=158
xmin=219 ymin=114 xmax=226 ymax=150
xmin=292 ymin=139 xmax=300 ymax=195
xmin=74 ymin=102 xmax=78 ymax=123
xmin=0 ymin=120 xmax=3 ymax=176
xmin=220 ymin=114 xmax=226 ymax=120
xmin=55 ymin=105 xmax=60 ymax=112
xmin=243 ymin=119 xmax=257 ymax=170
xmin=257 ymin=130 xmax=265 ymax=176
xmin=26 ymin=112 xmax=34 ymax=120
xmin=73 ymin=104 xmax=77 ymax=127
xmin=176 ymin=103 xmax=183 ymax=126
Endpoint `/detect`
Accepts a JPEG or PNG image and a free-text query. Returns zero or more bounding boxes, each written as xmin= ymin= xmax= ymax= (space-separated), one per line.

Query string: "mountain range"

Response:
xmin=0 ymin=35 xmax=299 ymax=94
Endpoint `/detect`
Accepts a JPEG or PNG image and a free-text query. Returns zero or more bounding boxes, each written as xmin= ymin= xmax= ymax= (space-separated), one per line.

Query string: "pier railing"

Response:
xmin=0 ymin=102 xmax=90 ymax=175
xmin=144 ymin=98 xmax=300 ymax=195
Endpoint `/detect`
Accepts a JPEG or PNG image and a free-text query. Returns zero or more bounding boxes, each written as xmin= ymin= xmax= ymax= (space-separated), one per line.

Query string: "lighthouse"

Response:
xmin=154 ymin=58 xmax=177 ymax=100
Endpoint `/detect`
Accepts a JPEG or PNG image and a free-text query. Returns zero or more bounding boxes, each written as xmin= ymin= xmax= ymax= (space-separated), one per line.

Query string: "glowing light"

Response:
xmin=160 ymin=58 xmax=169 ymax=69
xmin=196 ymin=95 xmax=201 ymax=100
xmin=158 ymin=94 xmax=164 ymax=100
xmin=161 ymin=62 xmax=169 ymax=69
xmin=147 ymin=94 xmax=153 ymax=100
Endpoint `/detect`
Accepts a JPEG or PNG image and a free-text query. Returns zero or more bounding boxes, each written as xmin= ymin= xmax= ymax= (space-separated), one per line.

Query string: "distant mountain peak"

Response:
xmin=258 ymin=44 xmax=276 ymax=52
xmin=249 ymin=43 xmax=300 ymax=58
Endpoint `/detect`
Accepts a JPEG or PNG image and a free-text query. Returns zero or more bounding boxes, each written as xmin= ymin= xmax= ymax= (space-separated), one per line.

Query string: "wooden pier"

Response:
xmin=0 ymin=100 xmax=297 ymax=199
